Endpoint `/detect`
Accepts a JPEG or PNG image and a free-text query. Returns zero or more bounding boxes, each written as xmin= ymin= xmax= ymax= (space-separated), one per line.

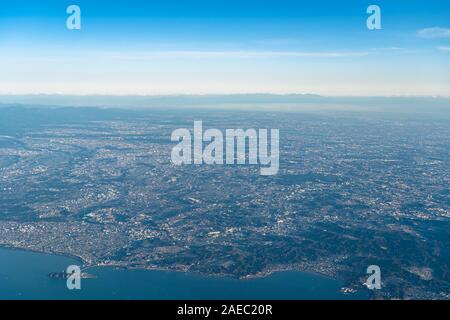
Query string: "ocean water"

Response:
xmin=0 ymin=247 xmax=369 ymax=300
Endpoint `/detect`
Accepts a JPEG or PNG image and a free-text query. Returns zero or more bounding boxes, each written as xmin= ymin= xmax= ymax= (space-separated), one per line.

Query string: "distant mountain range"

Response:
xmin=0 ymin=94 xmax=449 ymax=113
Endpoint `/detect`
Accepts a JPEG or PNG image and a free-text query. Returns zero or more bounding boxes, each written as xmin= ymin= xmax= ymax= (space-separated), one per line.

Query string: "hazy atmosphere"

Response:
xmin=0 ymin=0 xmax=449 ymax=96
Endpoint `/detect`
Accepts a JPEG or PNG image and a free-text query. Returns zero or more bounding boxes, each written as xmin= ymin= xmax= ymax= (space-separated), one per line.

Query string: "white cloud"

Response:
xmin=103 ymin=50 xmax=369 ymax=60
xmin=437 ymin=46 xmax=450 ymax=52
xmin=252 ymin=39 xmax=301 ymax=45
xmin=417 ymin=27 xmax=450 ymax=39
xmin=369 ymin=47 xmax=417 ymax=54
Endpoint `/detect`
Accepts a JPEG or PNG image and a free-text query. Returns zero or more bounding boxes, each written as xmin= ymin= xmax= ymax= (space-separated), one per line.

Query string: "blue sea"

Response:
xmin=0 ymin=247 xmax=369 ymax=300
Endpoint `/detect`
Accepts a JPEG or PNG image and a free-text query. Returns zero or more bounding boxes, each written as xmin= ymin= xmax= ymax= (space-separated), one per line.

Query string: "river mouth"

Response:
xmin=0 ymin=247 xmax=369 ymax=300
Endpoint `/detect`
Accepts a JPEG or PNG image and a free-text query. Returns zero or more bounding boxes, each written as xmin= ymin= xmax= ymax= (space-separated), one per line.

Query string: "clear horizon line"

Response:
xmin=0 ymin=93 xmax=449 ymax=99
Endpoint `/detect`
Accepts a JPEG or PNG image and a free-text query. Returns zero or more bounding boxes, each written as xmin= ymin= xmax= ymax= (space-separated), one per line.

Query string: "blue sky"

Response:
xmin=0 ymin=0 xmax=449 ymax=96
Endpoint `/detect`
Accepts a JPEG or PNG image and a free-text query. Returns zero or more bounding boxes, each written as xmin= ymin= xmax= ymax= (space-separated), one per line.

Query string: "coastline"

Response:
xmin=0 ymin=245 xmax=370 ymax=300
xmin=0 ymin=244 xmax=86 ymax=266
xmin=0 ymin=244 xmax=340 ymax=282
xmin=0 ymin=244 xmax=342 ymax=281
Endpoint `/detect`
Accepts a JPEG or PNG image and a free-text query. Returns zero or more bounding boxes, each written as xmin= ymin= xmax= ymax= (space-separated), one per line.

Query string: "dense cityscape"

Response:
xmin=0 ymin=104 xmax=449 ymax=299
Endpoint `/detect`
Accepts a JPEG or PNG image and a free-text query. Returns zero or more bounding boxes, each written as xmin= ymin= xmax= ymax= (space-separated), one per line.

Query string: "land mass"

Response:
xmin=0 ymin=104 xmax=449 ymax=300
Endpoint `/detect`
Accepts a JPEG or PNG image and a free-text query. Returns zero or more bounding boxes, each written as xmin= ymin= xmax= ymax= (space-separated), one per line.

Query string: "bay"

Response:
xmin=0 ymin=247 xmax=368 ymax=300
